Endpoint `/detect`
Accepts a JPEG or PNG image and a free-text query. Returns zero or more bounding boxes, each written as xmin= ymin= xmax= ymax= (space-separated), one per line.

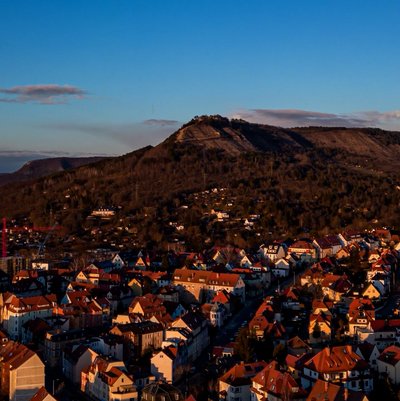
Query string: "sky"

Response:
xmin=1 ymin=0 xmax=400 ymax=172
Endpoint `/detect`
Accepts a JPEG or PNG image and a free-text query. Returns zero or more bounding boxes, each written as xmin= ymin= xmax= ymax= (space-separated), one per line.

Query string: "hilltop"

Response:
xmin=1 ymin=115 xmax=400 ymax=249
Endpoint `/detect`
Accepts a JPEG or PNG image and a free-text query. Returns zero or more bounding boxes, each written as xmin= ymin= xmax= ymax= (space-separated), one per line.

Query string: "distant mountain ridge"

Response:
xmin=0 ymin=156 xmax=108 ymax=186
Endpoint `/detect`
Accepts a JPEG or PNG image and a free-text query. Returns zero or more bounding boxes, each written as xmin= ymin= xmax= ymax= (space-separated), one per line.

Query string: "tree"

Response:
xmin=234 ymin=328 xmax=255 ymax=362
xmin=272 ymin=343 xmax=287 ymax=366
xmin=312 ymin=322 xmax=321 ymax=340
xmin=161 ymin=254 xmax=170 ymax=272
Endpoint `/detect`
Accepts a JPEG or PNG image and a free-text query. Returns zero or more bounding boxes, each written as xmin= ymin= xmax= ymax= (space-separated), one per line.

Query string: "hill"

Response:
xmin=1 ymin=115 xmax=400 ymax=250
xmin=0 ymin=156 xmax=107 ymax=186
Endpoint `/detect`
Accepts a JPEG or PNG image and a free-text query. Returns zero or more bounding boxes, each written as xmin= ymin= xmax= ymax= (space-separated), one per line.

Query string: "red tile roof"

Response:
xmin=307 ymin=379 xmax=366 ymax=401
xmin=252 ymin=361 xmax=302 ymax=397
xmin=173 ymin=269 xmax=241 ymax=287
xmin=304 ymin=346 xmax=369 ymax=373
xmin=29 ymin=386 xmax=53 ymax=401
xmin=220 ymin=361 xmax=267 ymax=386
xmin=378 ymin=345 xmax=400 ymax=366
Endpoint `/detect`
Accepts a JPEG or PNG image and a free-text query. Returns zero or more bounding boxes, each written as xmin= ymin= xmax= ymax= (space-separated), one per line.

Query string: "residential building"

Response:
xmin=0 ymin=341 xmax=45 ymax=401
xmin=172 ymin=269 xmax=245 ymax=303
xmin=110 ymin=321 xmax=164 ymax=357
xmin=63 ymin=344 xmax=98 ymax=384
xmin=313 ymin=236 xmax=342 ymax=258
xmin=151 ymin=344 xmax=188 ymax=384
xmin=218 ymin=361 xmax=267 ymax=401
xmin=287 ymin=240 xmax=317 ymax=262
xmin=258 ymin=244 xmax=286 ymax=263
xmin=306 ymin=379 xmax=369 ymax=401
xmin=81 ymin=356 xmax=138 ymax=401
xmin=347 ymin=298 xmax=375 ymax=337
xmin=251 ymin=361 xmax=306 ymax=401
xmin=377 ymin=345 xmax=400 ymax=384
xmin=44 ymin=328 xmax=89 ymax=367
xmin=301 ymin=346 xmax=373 ymax=392
xmin=171 ymin=311 xmax=209 ymax=361
xmin=1 ymin=293 xmax=56 ymax=340
xmin=271 ymin=259 xmax=290 ymax=278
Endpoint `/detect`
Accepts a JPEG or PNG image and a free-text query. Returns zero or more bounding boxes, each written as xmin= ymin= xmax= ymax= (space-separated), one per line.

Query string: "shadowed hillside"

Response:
xmin=1 ymin=115 xmax=400 ymax=247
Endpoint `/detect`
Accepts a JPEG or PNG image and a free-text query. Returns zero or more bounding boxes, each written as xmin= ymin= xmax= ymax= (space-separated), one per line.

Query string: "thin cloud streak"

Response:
xmin=231 ymin=109 xmax=400 ymax=130
xmin=143 ymin=119 xmax=180 ymax=127
xmin=0 ymin=84 xmax=86 ymax=104
xmin=0 ymin=150 xmax=111 ymax=158
xmin=41 ymin=120 xmax=182 ymax=149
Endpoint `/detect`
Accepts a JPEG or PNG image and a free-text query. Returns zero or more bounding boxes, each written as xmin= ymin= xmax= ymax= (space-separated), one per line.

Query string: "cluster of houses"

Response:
xmin=213 ymin=229 xmax=400 ymax=401
xmin=0 ymin=227 xmax=400 ymax=401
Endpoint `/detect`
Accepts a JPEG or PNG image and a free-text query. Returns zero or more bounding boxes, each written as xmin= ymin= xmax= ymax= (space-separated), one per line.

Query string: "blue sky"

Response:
xmin=1 ymin=1 xmax=400 ymax=171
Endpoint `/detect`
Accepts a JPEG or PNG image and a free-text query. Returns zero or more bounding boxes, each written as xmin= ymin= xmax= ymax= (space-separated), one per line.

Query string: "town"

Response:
xmin=2 ymin=0 xmax=400 ymax=400
xmin=0 ymin=215 xmax=400 ymax=401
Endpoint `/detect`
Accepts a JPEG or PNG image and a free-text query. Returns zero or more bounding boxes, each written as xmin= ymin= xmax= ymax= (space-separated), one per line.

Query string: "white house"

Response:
xmin=259 ymin=244 xmax=286 ymax=263
xmin=271 ymin=258 xmax=290 ymax=278
xmin=377 ymin=345 xmax=400 ymax=384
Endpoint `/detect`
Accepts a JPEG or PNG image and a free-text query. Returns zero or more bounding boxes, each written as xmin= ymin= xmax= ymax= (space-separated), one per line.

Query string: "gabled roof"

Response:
xmin=173 ymin=268 xmax=241 ymax=287
xmin=64 ymin=344 xmax=91 ymax=364
xmin=355 ymin=343 xmax=378 ymax=362
xmin=314 ymin=235 xmax=342 ymax=249
xmin=249 ymin=316 xmax=285 ymax=338
xmin=174 ymin=311 xmax=206 ymax=331
xmin=112 ymin=321 xmax=163 ymax=335
xmin=158 ymin=346 xmax=178 ymax=361
xmin=219 ymin=361 xmax=267 ymax=386
xmin=289 ymin=240 xmax=314 ymax=250
xmin=304 ymin=346 xmax=369 ymax=373
xmin=378 ymin=345 xmax=400 ymax=366
xmin=7 ymin=294 xmax=56 ymax=313
xmin=29 ymin=386 xmax=56 ymax=401
xmin=371 ymin=319 xmax=400 ymax=332
xmin=312 ymin=299 xmax=333 ymax=312
xmin=307 ymin=379 xmax=367 ymax=401
xmin=348 ymin=298 xmax=375 ymax=323
xmin=252 ymin=361 xmax=302 ymax=397
xmin=287 ymin=336 xmax=311 ymax=351
xmin=0 ymin=340 xmax=41 ymax=370
xmin=212 ymin=290 xmax=231 ymax=304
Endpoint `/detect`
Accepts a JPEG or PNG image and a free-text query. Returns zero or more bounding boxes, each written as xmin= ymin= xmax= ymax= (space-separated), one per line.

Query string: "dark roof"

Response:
xmin=179 ymin=311 xmax=206 ymax=330
xmin=114 ymin=321 xmax=163 ymax=334
xmin=142 ymin=382 xmax=183 ymax=401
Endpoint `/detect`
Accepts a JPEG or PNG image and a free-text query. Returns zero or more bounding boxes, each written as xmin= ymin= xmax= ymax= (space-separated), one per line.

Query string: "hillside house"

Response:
xmin=172 ymin=269 xmax=245 ymax=303
xmin=259 ymin=244 xmax=286 ymax=263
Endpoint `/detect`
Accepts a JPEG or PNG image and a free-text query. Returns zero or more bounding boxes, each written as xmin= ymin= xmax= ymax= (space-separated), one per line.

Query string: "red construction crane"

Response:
xmin=1 ymin=217 xmax=63 ymax=258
